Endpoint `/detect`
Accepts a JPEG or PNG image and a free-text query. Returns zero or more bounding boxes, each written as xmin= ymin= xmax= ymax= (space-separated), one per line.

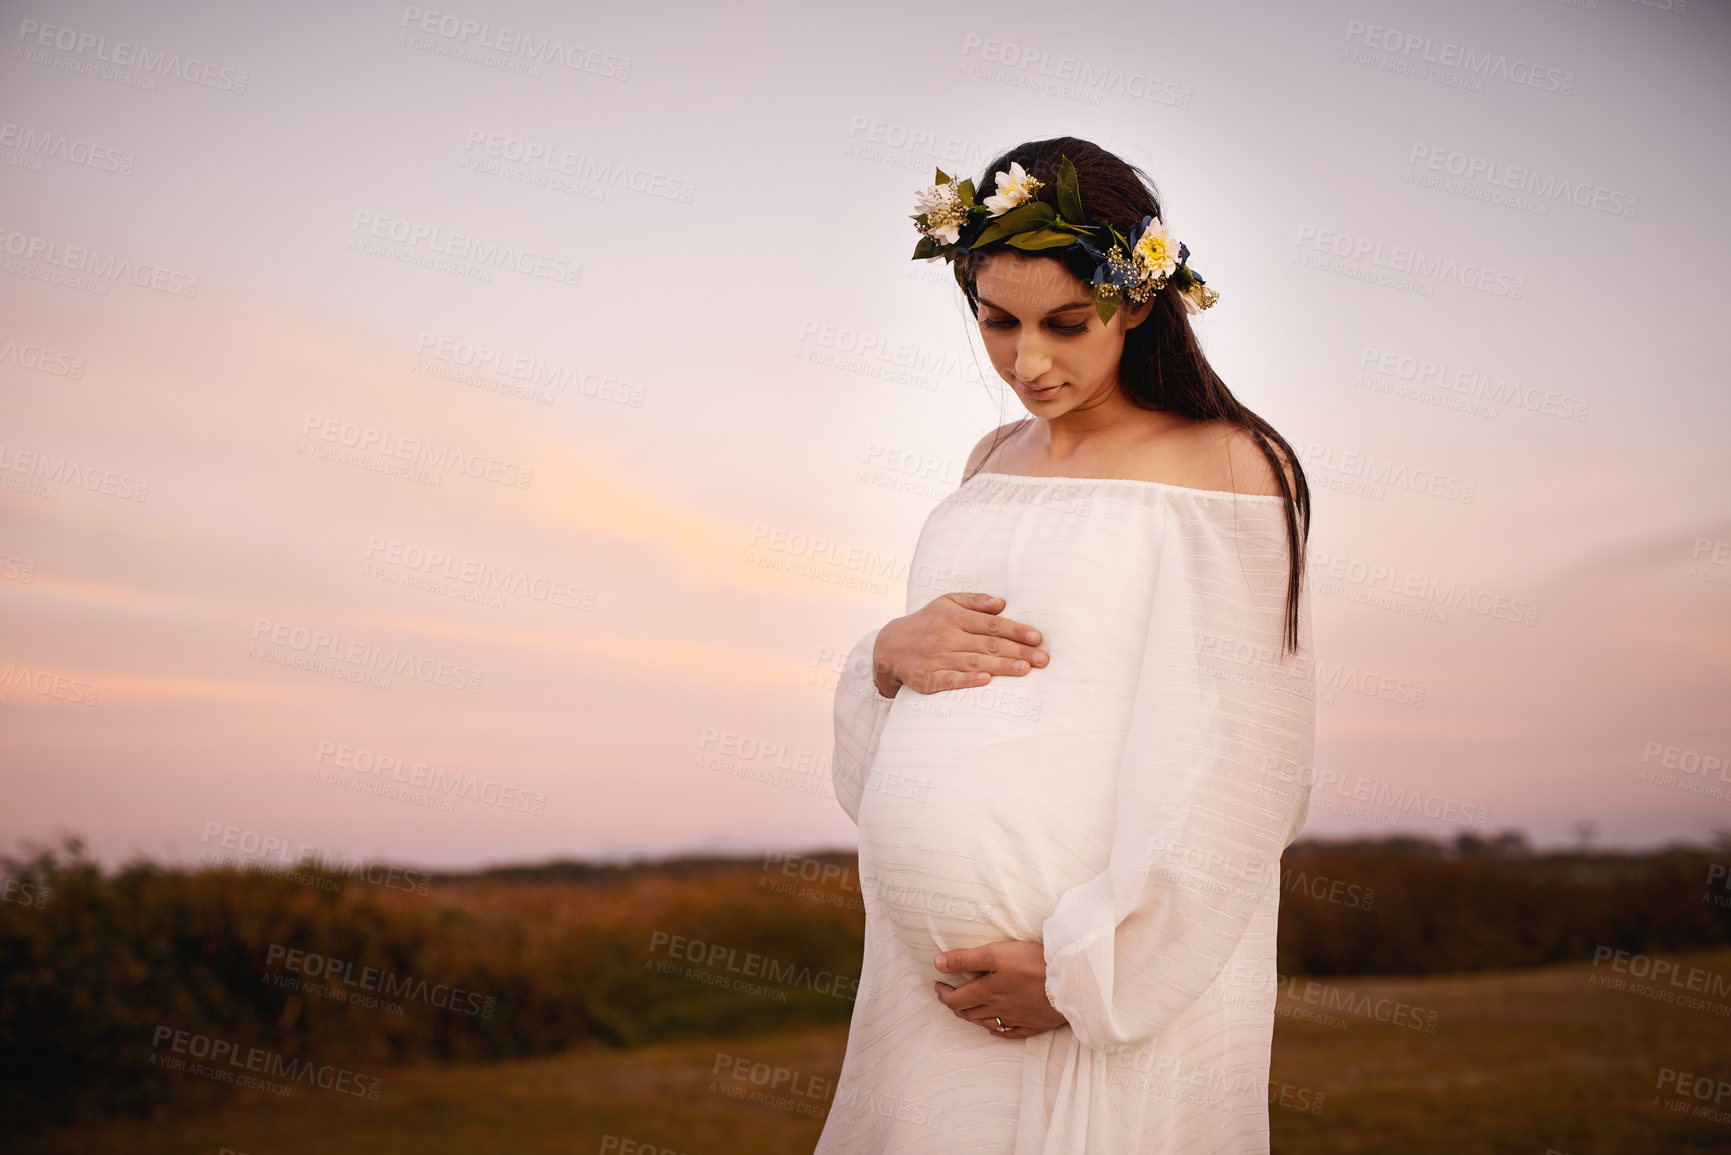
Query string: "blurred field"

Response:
xmin=14 ymin=945 xmax=1731 ymax=1154
xmin=5 ymin=835 xmax=1730 ymax=1149
xmin=1265 ymin=945 xmax=1731 ymax=1154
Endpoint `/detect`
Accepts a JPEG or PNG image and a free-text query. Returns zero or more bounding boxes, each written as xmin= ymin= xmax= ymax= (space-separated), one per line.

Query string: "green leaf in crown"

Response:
xmin=1055 ymin=155 xmax=1085 ymax=223
xmin=1006 ymin=228 xmax=1078 ymax=251
xmin=971 ymin=201 xmax=1056 ymax=248
xmin=1092 ymin=282 xmax=1122 ymax=327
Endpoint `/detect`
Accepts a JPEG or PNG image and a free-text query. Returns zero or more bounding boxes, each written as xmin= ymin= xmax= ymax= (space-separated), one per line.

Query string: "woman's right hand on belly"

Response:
xmin=871 ymin=593 xmax=1048 ymax=698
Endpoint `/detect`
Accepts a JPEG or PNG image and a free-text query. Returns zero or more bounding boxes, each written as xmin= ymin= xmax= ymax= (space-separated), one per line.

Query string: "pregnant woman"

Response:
xmin=814 ymin=137 xmax=1317 ymax=1154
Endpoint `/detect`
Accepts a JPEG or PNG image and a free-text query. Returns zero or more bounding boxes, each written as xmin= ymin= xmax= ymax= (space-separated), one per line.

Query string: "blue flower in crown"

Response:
xmin=1078 ymin=215 xmax=1214 ymax=316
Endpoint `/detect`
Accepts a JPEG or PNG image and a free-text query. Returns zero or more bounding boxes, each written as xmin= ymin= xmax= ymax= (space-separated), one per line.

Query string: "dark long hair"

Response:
xmin=949 ymin=136 xmax=1311 ymax=656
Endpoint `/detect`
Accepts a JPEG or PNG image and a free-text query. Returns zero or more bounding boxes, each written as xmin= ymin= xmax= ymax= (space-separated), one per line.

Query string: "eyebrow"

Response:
xmin=977 ymin=295 xmax=1094 ymax=316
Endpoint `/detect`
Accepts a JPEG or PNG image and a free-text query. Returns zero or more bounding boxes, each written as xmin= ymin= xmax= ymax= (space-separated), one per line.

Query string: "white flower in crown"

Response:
xmin=913 ymin=178 xmax=970 ymax=246
xmin=1130 ymin=215 xmax=1181 ymax=286
xmin=1179 ymin=280 xmax=1220 ymax=314
xmin=981 ymin=161 xmax=1044 ymax=218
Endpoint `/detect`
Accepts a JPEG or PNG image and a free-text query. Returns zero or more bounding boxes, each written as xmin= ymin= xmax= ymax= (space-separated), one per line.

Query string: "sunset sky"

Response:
xmin=2 ymin=0 xmax=1728 ymax=871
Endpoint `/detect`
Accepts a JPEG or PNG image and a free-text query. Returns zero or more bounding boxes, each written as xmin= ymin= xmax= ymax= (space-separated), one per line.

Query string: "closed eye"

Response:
xmin=982 ymin=316 xmax=1089 ymax=335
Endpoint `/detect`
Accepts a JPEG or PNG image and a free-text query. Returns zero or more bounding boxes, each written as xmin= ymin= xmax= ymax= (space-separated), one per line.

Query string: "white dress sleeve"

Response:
xmin=831 ymin=626 xmax=899 ymax=825
xmin=1038 ymin=504 xmax=1316 ymax=1052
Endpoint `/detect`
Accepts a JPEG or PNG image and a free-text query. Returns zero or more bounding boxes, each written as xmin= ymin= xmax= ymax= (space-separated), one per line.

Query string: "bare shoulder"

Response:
xmin=964 ymin=418 xmax=1031 ymax=476
xmin=1182 ymin=420 xmax=1298 ymax=497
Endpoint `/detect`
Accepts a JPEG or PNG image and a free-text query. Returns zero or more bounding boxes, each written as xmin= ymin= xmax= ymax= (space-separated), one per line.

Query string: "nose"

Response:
xmin=1013 ymin=331 xmax=1053 ymax=383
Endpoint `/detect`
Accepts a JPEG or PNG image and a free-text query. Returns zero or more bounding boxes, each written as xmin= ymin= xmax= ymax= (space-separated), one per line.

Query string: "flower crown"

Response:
xmin=910 ymin=154 xmax=1218 ymax=325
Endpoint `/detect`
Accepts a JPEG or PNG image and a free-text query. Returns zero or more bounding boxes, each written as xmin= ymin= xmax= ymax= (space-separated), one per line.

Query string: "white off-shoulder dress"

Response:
xmin=814 ymin=471 xmax=1316 ymax=1155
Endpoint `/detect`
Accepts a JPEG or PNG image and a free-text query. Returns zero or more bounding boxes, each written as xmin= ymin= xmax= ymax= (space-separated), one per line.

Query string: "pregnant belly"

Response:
xmin=855 ymin=707 xmax=1121 ymax=988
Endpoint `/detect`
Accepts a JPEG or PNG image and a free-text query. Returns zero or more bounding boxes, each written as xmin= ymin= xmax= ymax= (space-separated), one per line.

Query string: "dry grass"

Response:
xmin=1266 ymin=946 xmax=1731 ymax=1154
xmin=16 ymin=947 xmax=1731 ymax=1154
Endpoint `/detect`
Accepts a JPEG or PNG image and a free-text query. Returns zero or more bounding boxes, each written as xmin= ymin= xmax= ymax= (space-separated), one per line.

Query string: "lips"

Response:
xmin=1021 ymin=381 xmax=1063 ymax=398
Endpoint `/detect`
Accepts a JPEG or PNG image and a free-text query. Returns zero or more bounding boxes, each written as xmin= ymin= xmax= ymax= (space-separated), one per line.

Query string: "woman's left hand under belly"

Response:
xmin=932 ymin=939 xmax=1068 ymax=1040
